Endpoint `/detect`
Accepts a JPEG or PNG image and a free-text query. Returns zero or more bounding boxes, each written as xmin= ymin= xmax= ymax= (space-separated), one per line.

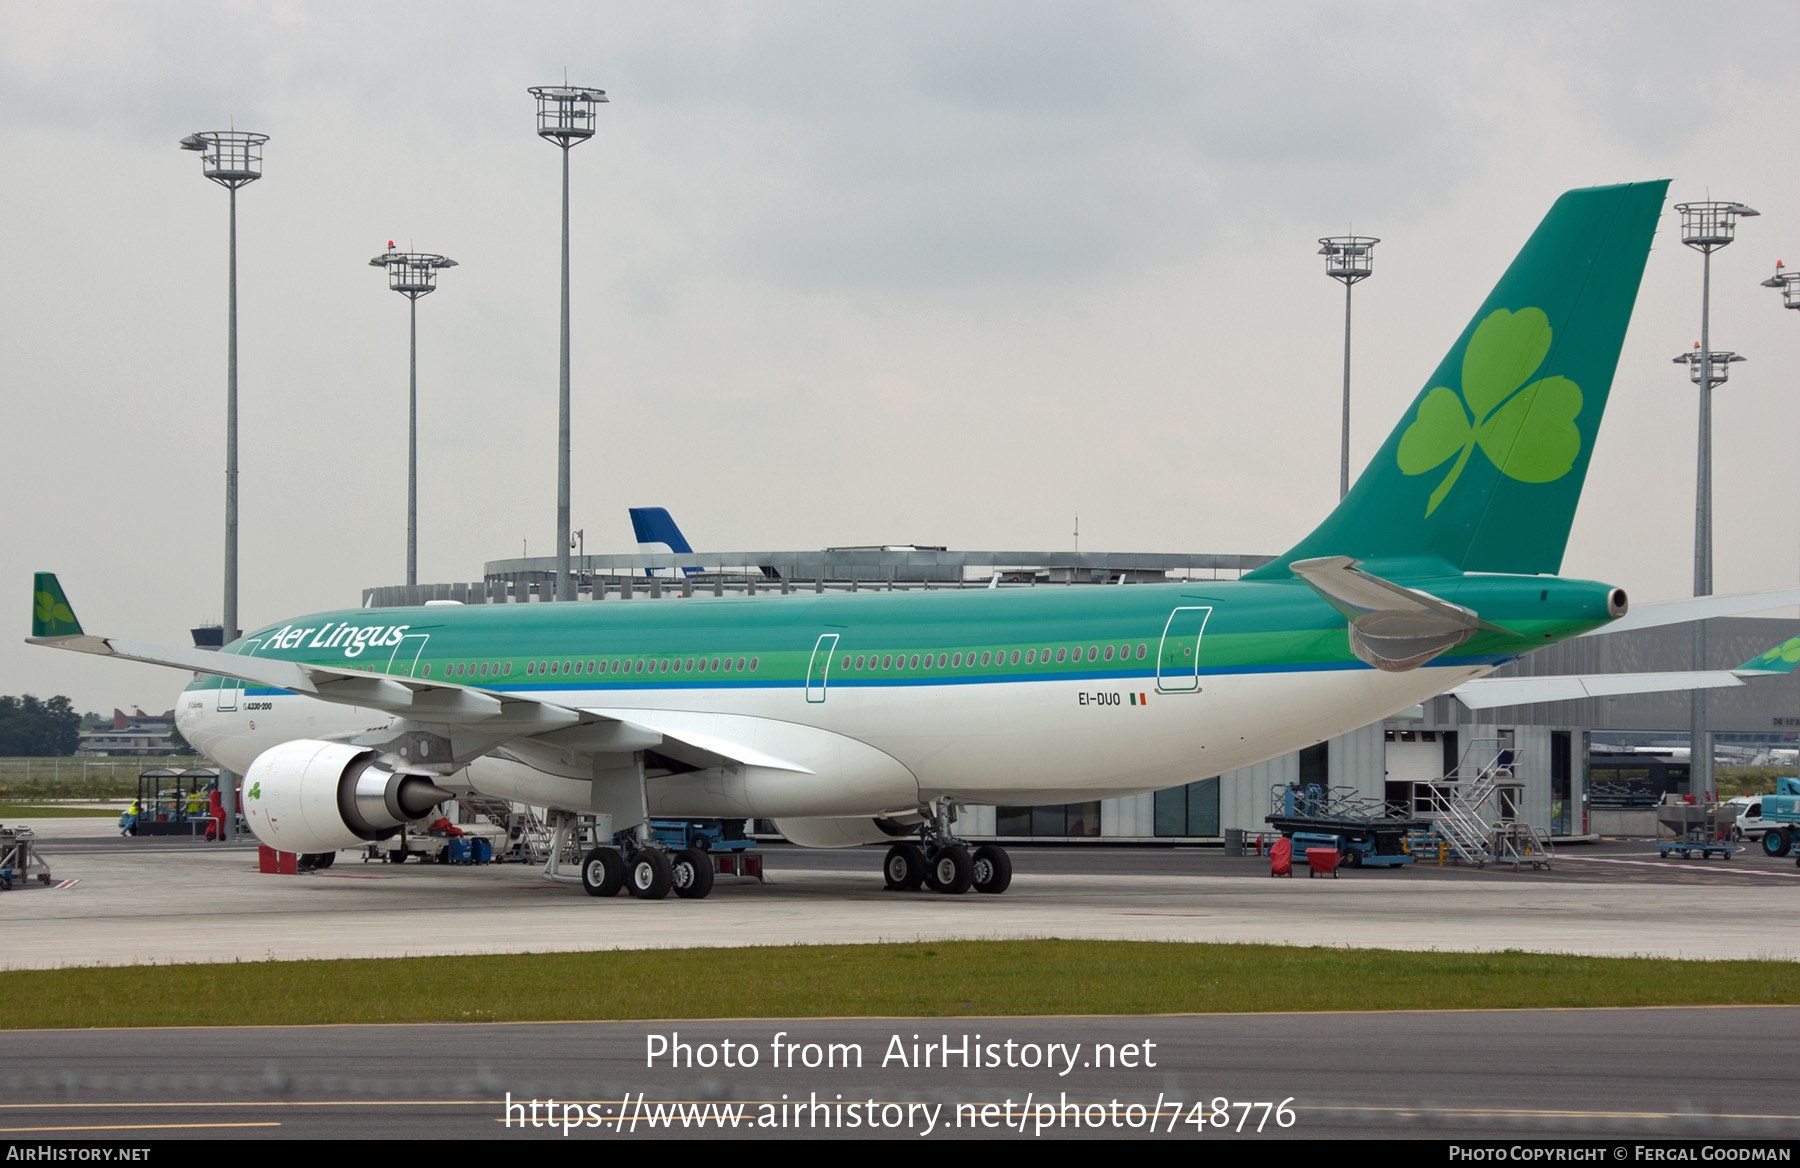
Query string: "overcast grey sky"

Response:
xmin=5 ymin=1 xmax=1800 ymax=713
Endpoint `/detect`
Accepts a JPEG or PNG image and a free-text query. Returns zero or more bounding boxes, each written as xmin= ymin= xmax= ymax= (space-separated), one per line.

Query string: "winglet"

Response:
xmin=1734 ymin=635 xmax=1800 ymax=675
xmin=31 ymin=573 xmax=84 ymax=639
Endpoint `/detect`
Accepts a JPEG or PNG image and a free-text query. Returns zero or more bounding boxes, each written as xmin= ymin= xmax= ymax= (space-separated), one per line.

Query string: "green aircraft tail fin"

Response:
xmin=32 ymin=572 xmax=84 ymax=639
xmin=1249 ymin=180 xmax=1670 ymax=581
xmin=1736 ymin=635 xmax=1800 ymax=674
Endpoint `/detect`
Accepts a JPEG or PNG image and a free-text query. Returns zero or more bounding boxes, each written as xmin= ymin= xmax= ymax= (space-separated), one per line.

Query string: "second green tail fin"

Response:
xmin=1736 ymin=636 xmax=1800 ymax=675
xmin=32 ymin=572 xmax=83 ymax=639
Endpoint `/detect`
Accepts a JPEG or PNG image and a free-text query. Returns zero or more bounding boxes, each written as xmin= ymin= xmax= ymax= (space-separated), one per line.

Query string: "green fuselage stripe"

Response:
xmin=191 ymin=577 xmax=1618 ymax=700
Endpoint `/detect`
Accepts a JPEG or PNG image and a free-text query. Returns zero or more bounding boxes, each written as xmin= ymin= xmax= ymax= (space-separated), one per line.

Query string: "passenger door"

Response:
xmin=388 ymin=633 xmax=431 ymax=677
xmin=1155 ymin=607 xmax=1212 ymax=693
xmin=214 ymin=638 xmax=263 ymax=711
xmin=805 ymin=633 xmax=840 ymax=703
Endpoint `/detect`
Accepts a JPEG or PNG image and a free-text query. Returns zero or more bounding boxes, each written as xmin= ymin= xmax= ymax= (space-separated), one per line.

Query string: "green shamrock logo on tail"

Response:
xmin=1756 ymin=637 xmax=1800 ymax=668
xmin=1396 ymin=307 xmax=1583 ymax=516
xmin=34 ymin=590 xmax=76 ymax=632
xmin=247 ymin=782 xmax=262 ymax=801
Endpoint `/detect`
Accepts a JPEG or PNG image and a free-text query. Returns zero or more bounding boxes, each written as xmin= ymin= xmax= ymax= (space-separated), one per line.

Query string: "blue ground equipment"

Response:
xmin=629 ymin=818 xmax=756 ymax=853
xmin=1755 ymin=776 xmax=1800 ymax=860
xmin=1264 ymin=783 xmax=1424 ymax=869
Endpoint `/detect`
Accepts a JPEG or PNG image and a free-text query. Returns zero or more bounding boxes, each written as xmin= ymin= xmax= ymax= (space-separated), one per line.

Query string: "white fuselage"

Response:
xmin=177 ymin=660 xmax=1490 ymax=819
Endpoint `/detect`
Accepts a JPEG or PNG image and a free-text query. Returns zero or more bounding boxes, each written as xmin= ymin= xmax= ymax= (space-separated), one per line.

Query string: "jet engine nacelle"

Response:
xmin=771 ymin=815 xmax=920 ymax=849
xmin=242 ymin=739 xmax=453 ymax=856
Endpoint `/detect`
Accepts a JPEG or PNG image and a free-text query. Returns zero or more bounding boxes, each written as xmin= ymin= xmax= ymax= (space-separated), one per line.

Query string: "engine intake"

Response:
xmin=243 ymin=739 xmax=454 ymax=856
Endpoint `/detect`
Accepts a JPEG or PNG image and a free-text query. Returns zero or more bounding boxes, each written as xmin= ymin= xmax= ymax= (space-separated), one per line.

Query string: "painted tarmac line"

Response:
xmin=1558 ymin=854 xmax=1800 ymax=879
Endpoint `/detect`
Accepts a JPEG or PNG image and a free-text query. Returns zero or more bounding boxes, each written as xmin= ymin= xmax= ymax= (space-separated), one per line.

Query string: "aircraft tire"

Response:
xmin=926 ymin=844 xmax=974 ymax=895
xmin=301 ymin=851 xmax=336 ymax=871
xmin=628 ymin=848 xmax=673 ymax=900
xmin=672 ymin=848 xmax=715 ymax=899
xmin=883 ymin=843 xmax=927 ymax=891
xmin=971 ymin=845 xmax=1012 ymax=894
xmin=581 ymin=847 xmax=626 ymax=897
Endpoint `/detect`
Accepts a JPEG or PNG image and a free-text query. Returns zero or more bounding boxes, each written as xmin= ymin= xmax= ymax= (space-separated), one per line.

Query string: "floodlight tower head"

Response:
xmin=1672 ymin=343 xmax=1745 ymax=387
xmin=368 ymin=249 xmax=458 ymax=300
xmin=179 ymin=131 xmax=269 ymax=189
xmin=528 ymin=85 xmax=608 ymax=149
xmin=1318 ymin=236 xmax=1378 ymax=286
xmin=1675 ymin=201 xmax=1759 ymax=254
xmin=1761 ymin=260 xmax=1800 ymax=310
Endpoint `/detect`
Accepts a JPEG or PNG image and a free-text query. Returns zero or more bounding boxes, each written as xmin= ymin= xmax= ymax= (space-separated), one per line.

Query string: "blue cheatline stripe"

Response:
xmin=237 ymin=654 xmax=1494 ymax=701
xmin=230 ymin=652 xmax=1508 ymax=702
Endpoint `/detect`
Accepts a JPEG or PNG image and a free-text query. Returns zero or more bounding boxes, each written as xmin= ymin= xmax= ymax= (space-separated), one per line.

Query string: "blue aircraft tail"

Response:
xmin=629 ymin=507 xmax=700 ymax=577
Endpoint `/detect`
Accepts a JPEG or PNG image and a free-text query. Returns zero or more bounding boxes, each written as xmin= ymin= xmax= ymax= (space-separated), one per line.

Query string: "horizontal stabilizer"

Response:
xmin=1290 ymin=555 xmax=1479 ymax=672
xmin=1583 ymin=587 xmax=1800 ymax=637
xmin=1451 ymin=671 xmax=1746 ymax=710
xmin=1452 ymin=632 xmax=1800 ymax=709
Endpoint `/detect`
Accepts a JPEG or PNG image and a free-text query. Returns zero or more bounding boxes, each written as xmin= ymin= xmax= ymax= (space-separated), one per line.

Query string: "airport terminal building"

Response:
xmin=366 ymin=547 xmax=1800 ymax=845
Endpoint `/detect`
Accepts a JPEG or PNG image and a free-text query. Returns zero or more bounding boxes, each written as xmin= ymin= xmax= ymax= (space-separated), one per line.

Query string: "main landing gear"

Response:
xmin=883 ymin=802 xmax=1012 ymax=895
xmin=580 ymin=838 xmax=716 ymax=901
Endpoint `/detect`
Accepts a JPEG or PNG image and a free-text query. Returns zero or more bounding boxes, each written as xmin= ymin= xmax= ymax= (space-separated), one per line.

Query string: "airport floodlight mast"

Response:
xmin=368 ymin=247 xmax=458 ymax=589
xmin=1319 ymin=236 xmax=1378 ymax=500
xmin=179 ymin=129 xmax=267 ymax=644
xmin=530 ymin=83 xmax=608 ymax=601
xmin=1675 ymin=197 xmax=1758 ymax=799
xmin=179 ymin=127 xmax=267 ymax=843
xmin=1761 ymin=260 xmax=1800 ymax=310
xmin=1758 ymin=261 xmax=1800 ymax=661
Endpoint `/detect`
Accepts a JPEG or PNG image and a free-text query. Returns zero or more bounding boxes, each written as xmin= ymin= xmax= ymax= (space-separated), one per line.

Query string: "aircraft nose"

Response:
xmin=174 ymin=692 xmax=211 ymax=750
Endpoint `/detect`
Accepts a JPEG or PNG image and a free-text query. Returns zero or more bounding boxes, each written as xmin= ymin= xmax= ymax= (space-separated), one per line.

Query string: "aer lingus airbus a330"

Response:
xmin=32 ymin=181 xmax=1674 ymax=901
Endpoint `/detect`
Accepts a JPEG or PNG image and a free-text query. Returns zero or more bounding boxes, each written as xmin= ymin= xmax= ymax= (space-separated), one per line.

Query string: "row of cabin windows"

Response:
xmin=419 ymin=656 xmax=761 ymax=679
xmin=412 ymin=640 xmax=1161 ymax=681
xmin=840 ymin=643 xmax=1149 ymax=673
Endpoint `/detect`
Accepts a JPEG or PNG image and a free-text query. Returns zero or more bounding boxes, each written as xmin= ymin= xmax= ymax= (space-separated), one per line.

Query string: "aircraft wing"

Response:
xmin=28 ymin=629 xmax=555 ymax=725
xmin=26 ymin=573 xmax=802 ymax=770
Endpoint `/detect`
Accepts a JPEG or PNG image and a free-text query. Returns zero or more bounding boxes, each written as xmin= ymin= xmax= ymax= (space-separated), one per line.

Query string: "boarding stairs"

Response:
xmin=1488 ymin=820 xmax=1554 ymax=870
xmin=1411 ymin=740 xmax=1552 ymax=869
xmin=1267 ymin=783 xmax=1411 ymax=824
xmin=456 ymin=795 xmax=553 ymax=864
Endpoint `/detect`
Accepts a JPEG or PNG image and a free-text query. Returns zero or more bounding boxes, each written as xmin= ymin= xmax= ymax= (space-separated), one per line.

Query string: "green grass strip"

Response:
xmin=6 ymin=941 xmax=1800 ymax=1030
xmin=0 ymin=802 xmax=120 ymax=818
